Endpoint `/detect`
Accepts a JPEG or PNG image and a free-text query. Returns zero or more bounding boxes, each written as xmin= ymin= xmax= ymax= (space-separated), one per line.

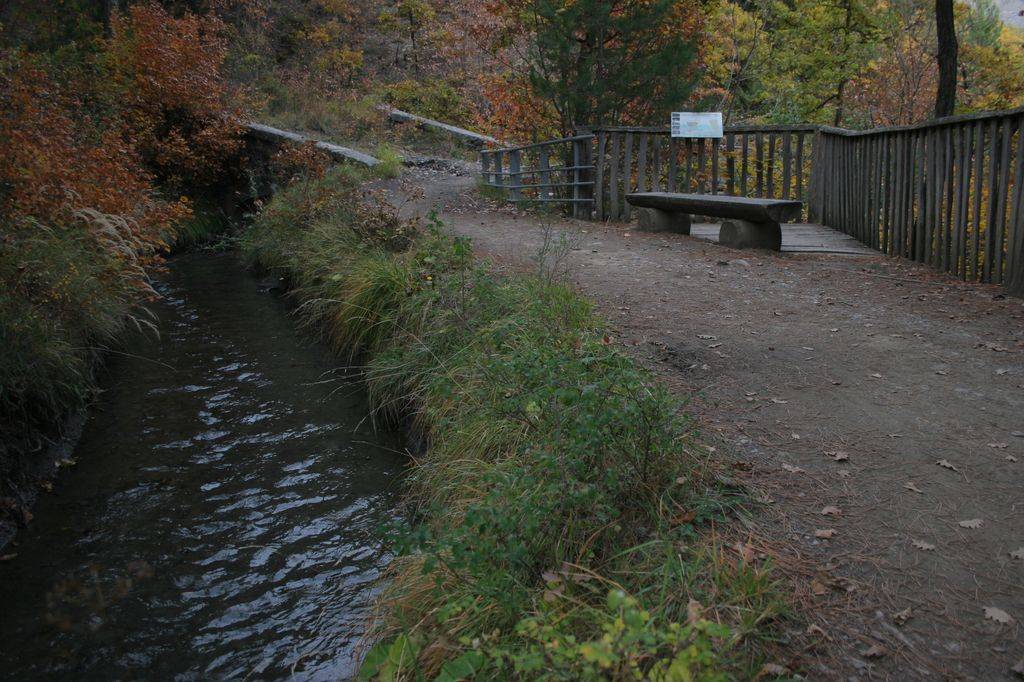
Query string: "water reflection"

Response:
xmin=0 ymin=252 xmax=405 ymax=679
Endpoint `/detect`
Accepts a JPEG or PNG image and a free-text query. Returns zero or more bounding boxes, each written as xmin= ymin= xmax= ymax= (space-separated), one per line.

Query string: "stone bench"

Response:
xmin=625 ymin=192 xmax=804 ymax=250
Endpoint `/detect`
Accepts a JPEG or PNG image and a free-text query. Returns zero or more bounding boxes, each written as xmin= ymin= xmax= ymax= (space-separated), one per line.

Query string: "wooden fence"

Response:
xmin=590 ymin=125 xmax=820 ymax=223
xmin=815 ymin=109 xmax=1024 ymax=289
xmin=479 ymin=107 xmax=1024 ymax=290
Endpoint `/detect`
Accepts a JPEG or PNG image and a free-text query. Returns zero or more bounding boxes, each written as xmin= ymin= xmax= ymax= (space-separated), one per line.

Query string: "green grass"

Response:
xmin=0 ymin=212 xmax=155 ymax=480
xmin=241 ymin=169 xmax=789 ymax=680
xmin=170 ymin=200 xmax=232 ymax=249
xmin=374 ymin=143 xmax=404 ymax=179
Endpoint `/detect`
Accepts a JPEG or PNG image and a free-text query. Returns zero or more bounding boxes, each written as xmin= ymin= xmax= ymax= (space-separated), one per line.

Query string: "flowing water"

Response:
xmin=0 ymin=252 xmax=406 ymax=680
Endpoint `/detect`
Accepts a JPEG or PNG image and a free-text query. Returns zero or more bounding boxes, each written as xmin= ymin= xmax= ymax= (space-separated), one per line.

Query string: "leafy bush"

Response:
xmin=0 ymin=1 xmax=243 ymax=503
xmin=380 ymin=78 xmax=474 ymax=127
xmin=242 ymin=171 xmax=787 ymax=679
xmin=103 ymin=3 xmax=244 ymax=188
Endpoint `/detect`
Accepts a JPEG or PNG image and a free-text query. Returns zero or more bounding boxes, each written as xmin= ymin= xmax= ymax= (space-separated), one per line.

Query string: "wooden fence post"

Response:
xmin=594 ymin=131 xmax=607 ymax=221
xmin=623 ymin=132 xmax=635 ymax=221
xmin=571 ymin=139 xmax=581 ymax=218
xmin=807 ymin=130 xmax=824 ymax=224
xmin=609 ymin=132 xmax=621 ymax=220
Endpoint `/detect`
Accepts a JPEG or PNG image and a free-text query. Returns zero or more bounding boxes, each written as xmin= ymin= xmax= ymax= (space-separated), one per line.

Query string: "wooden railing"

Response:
xmin=815 ymin=108 xmax=1024 ymax=288
xmin=590 ymin=125 xmax=820 ymax=222
xmin=479 ymin=135 xmax=595 ymax=218
xmin=479 ymin=108 xmax=1024 ymax=289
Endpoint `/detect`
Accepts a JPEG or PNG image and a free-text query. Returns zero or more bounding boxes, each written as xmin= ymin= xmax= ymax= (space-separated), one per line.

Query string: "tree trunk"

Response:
xmin=833 ymin=80 xmax=847 ymax=127
xmin=934 ymin=0 xmax=957 ymax=118
xmin=99 ymin=0 xmax=118 ymax=38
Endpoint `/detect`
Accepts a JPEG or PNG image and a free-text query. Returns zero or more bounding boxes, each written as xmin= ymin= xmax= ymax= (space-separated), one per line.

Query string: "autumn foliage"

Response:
xmin=104 ymin=4 xmax=243 ymax=187
xmin=0 ymin=57 xmax=187 ymax=259
xmin=0 ymin=2 xmax=242 ymax=475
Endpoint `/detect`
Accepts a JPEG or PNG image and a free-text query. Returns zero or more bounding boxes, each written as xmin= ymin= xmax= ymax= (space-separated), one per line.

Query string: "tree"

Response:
xmin=379 ymin=0 xmax=436 ymax=72
xmin=480 ymin=0 xmax=701 ymax=133
xmin=934 ymin=0 xmax=957 ymax=117
xmin=963 ymin=0 xmax=1001 ymax=48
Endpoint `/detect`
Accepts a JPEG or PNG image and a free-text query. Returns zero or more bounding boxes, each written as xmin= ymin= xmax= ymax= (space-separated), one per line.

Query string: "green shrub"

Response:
xmin=242 ymin=171 xmax=787 ymax=679
xmin=380 ymin=78 xmax=473 ymax=127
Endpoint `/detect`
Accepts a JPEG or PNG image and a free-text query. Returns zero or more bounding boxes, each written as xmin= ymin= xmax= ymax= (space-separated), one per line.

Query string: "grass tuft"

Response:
xmin=242 ymin=169 xmax=788 ymax=680
xmin=1 ymin=211 xmax=158 ymax=484
xmin=373 ymin=143 xmax=404 ymax=179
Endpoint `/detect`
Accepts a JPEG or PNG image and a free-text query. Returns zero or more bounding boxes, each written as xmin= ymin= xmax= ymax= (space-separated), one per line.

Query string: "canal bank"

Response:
xmin=0 ymin=251 xmax=405 ymax=678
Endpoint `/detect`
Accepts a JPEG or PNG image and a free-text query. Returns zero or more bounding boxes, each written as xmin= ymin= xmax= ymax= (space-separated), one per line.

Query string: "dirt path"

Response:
xmin=393 ymin=167 xmax=1024 ymax=679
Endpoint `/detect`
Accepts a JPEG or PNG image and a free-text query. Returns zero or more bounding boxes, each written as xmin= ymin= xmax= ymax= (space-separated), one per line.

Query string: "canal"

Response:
xmin=0 ymin=252 xmax=405 ymax=679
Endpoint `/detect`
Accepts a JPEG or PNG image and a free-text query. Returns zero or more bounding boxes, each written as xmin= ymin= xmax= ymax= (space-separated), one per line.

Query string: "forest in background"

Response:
xmin=5 ymin=0 xmax=1022 ymax=144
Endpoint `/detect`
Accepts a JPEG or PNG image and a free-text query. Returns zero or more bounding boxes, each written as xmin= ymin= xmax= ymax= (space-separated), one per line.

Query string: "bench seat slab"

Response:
xmin=626 ymin=192 xmax=803 ymax=224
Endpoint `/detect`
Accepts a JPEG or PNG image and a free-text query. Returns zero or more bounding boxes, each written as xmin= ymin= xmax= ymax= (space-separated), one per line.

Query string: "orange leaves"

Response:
xmin=0 ymin=1 xmax=243 ymax=298
xmin=475 ymin=72 xmax=559 ymax=141
xmin=105 ymin=2 xmax=243 ymax=187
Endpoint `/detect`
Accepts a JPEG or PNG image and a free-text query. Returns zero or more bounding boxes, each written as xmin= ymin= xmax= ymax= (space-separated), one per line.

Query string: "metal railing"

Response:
xmin=479 ymin=135 xmax=595 ymax=218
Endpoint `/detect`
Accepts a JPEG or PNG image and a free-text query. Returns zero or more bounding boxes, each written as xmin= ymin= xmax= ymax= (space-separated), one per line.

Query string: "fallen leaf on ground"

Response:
xmin=988 ymin=442 xmax=1008 ymax=449
xmin=935 ymin=370 xmax=948 ymax=375
xmin=686 ymin=599 xmax=703 ymax=624
xmin=697 ymin=334 xmax=717 ymax=340
xmin=1008 ymin=455 xmax=1019 ymax=463
xmin=814 ymin=529 xmax=837 ymax=539
xmin=869 ymin=372 xmax=884 ymax=379
xmin=781 ymin=463 xmax=804 ymax=473
xmin=862 ymin=644 xmax=887 ymax=658
xmin=894 ymin=606 xmax=913 ymax=624
xmin=733 ymin=542 xmax=756 ymax=562
xmin=821 ymin=505 xmax=842 ymax=515
xmin=912 ymin=539 xmax=936 ymax=551
xmin=791 ymin=433 xmax=801 ymax=440
xmin=984 ymin=606 xmax=1014 ymax=625
xmin=936 ymin=459 xmax=959 ymax=471
xmin=1010 ymin=547 xmax=1024 ymax=560
xmin=670 ymin=510 xmax=696 ymax=526
xmin=825 ymin=450 xmax=849 ymax=461
xmin=770 ymin=397 xmax=788 ymax=404
xmin=811 ymin=579 xmax=828 ymax=596
xmin=904 ymin=482 xmax=924 ymax=494
xmin=959 ymin=518 xmax=984 ymax=529
xmin=806 ymin=623 xmax=828 ymax=638
xmin=759 ymin=663 xmax=789 ymax=676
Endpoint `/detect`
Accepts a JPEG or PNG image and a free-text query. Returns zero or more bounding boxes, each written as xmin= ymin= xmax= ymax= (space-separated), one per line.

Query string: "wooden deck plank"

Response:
xmin=688 ymin=223 xmax=876 ymax=255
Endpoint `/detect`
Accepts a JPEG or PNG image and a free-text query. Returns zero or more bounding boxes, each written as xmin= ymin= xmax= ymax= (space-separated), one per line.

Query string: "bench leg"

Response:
xmin=719 ymin=219 xmax=782 ymax=251
xmin=636 ymin=208 xmax=691 ymax=234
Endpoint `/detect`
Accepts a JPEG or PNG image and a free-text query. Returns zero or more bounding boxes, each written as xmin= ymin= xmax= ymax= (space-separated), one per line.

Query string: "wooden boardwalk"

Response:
xmin=690 ymin=222 xmax=876 ymax=255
